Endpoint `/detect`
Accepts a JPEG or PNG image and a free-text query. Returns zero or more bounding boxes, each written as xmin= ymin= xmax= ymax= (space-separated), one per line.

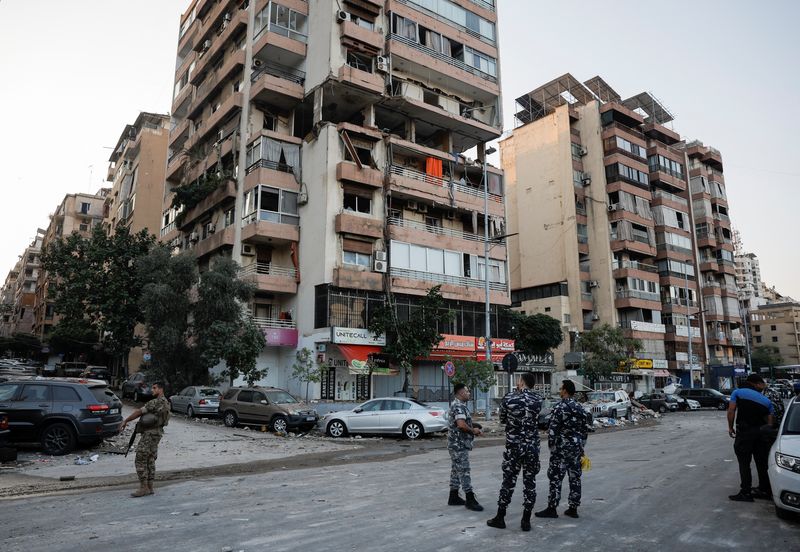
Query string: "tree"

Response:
xmin=508 ymin=311 xmax=563 ymax=355
xmin=42 ymin=224 xmax=156 ymax=375
xmin=751 ymin=346 xmax=782 ymax=372
xmin=369 ymin=285 xmax=453 ymax=393
xmin=0 ymin=333 xmax=42 ymax=358
xmin=194 ymin=257 xmax=266 ymax=386
xmin=292 ymin=347 xmax=325 ymax=402
xmin=578 ymin=324 xmax=642 ymax=384
xmin=451 ymin=358 xmax=496 ymax=413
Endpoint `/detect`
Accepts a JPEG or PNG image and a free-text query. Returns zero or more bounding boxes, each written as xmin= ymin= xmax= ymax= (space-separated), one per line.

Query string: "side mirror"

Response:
xmin=260 ymin=399 xmax=268 ymax=405
xmin=354 ymin=408 xmax=363 ymax=413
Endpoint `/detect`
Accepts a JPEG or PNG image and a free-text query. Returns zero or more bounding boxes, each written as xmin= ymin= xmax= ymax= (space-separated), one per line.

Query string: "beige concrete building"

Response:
xmin=0 ymin=232 xmax=44 ymax=338
xmin=105 ymin=112 xmax=170 ymax=236
xmin=32 ymin=191 xmax=109 ymax=343
xmin=503 ymin=74 xmax=746 ymax=390
xmin=750 ymin=302 xmax=800 ymax=366
xmin=0 ymin=264 xmax=19 ymax=337
xmin=161 ymin=0 xmax=507 ymax=399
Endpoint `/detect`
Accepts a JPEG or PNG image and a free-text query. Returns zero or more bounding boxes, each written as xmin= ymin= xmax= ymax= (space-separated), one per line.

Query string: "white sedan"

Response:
xmin=320 ymin=397 xmax=448 ymax=440
xmin=769 ymin=397 xmax=800 ymax=519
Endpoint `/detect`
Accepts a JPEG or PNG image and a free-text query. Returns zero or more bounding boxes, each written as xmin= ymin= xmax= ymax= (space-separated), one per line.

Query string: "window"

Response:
xmin=346 ymin=51 xmax=373 ymax=73
xmin=224 ymin=207 xmax=235 ymax=227
xmin=343 ymin=192 xmax=371 ymax=213
xmin=237 ymin=390 xmax=254 ymax=403
xmin=605 ymin=162 xmax=649 ymax=186
xmin=754 ymin=325 xmax=760 ymax=332
xmin=648 ymin=154 xmax=685 ymax=180
xmin=255 ymin=2 xmax=308 ymax=42
xmin=21 ymin=384 xmax=50 ymax=401
xmin=343 ymin=251 xmax=372 ymax=267
xmin=771 ymin=325 xmax=777 ymax=331
xmin=0 ymin=384 xmax=20 ymax=401
xmin=571 ymin=142 xmax=583 ymax=160
xmin=772 ymin=336 xmax=778 ymax=342
xmin=53 ymin=386 xmax=81 ymax=402
xmin=755 ymin=336 xmax=762 ymax=343
xmin=80 ymin=202 xmax=91 ymax=214
xmin=605 ymin=135 xmax=646 ymax=159
xmin=243 ymin=185 xmax=299 ymax=225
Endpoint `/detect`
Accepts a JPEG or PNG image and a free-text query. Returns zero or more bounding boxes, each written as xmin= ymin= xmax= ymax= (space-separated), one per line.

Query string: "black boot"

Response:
xmin=564 ymin=506 xmax=579 ymax=518
xmin=448 ymin=489 xmax=466 ymax=506
xmin=486 ymin=507 xmax=506 ymax=529
xmin=521 ymin=508 xmax=532 ymax=531
xmin=465 ymin=491 xmax=484 ymax=511
xmin=535 ymin=506 xmax=558 ymax=518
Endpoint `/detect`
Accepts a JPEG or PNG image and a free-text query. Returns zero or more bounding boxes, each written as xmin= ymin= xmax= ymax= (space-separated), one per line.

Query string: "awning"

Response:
xmin=334 ymin=344 xmax=397 ymax=376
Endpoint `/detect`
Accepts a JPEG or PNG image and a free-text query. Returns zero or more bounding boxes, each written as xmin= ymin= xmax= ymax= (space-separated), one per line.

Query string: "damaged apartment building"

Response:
xmin=161 ymin=0 xmax=510 ymax=400
xmin=503 ymin=74 xmax=746 ymax=391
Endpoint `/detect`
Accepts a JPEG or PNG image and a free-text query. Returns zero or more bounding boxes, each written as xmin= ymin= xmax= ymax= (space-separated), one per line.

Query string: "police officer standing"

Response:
xmin=536 ymin=379 xmax=588 ymax=519
xmin=120 ymin=381 xmax=171 ymax=498
xmin=447 ymin=383 xmax=484 ymax=511
xmin=487 ymin=372 xmax=542 ymax=531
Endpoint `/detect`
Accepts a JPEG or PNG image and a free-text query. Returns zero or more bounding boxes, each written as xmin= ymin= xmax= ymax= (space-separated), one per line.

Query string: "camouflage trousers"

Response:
xmin=449 ymin=448 xmax=473 ymax=493
xmin=547 ymin=447 xmax=582 ymax=509
xmin=135 ymin=432 xmax=162 ymax=484
xmin=497 ymin=446 xmax=541 ymax=509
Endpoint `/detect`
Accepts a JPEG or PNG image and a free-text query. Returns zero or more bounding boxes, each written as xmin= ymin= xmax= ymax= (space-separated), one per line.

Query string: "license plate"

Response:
xmin=306 ymin=416 xmax=316 ymax=421
xmin=208 ymin=402 xmax=219 ymax=407
xmin=109 ymin=409 xmax=119 ymax=415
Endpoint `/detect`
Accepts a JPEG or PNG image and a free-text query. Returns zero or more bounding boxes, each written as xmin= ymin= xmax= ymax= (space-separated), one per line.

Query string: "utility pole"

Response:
xmin=684 ymin=262 xmax=694 ymax=389
xmin=482 ymin=146 xmax=496 ymax=420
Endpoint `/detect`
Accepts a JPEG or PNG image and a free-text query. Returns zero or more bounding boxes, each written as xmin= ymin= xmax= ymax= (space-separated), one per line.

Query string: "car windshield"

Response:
xmin=265 ymin=391 xmax=298 ymax=404
xmin=89 ymin=386 xmax=116 ymax=403
xmin=199 ymin=388 xmax=219 ymax=397
xmin=587 ymin=392 xmax=615 ymax=402
xmin=783 ymin=404 xmax=800 ymax=435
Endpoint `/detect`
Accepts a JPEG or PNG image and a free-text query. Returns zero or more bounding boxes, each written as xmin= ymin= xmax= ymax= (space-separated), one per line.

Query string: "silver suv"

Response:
xmin=583 ymin=389 xmax=631 ymax=418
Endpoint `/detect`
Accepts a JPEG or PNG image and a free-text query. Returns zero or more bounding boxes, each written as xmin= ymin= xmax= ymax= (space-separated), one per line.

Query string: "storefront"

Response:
xmin=495 ymin=352 xmax=555 ymax=397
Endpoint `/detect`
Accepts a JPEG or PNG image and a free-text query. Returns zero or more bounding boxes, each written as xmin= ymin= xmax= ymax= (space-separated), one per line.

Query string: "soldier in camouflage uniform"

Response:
xmin=536 ymin=379 xmax=588 ymax=519
xmin=120 ymin=381 xmax=170 ymax=498
xmin=487 ymin=372 xmax=542 ymax=531
xmin=447 ymin=383 xmax=484 ymax=511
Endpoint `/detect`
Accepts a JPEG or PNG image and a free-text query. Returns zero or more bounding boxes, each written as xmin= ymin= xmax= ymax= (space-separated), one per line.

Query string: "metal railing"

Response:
xmin=652 ymin=189 xmax=688 ymax=207
xmin=581 ymin=292 xmax=593 ymax=301
xmin=662 ymin=297 xmax=698 ymax=307
xmin=466 ymin=0 xmax=495 ymax=12
xmin=713 ymin=212 xmax=730 ymax=222
xmin=387 ymin=217 xmax=499 ymax=244
xmin=390 ymin=267 xmax=507 ymax=292
xmin=252 ymin=316 xmax=296 ymax=329
xmin=159 ymin=221 xmax=176 ymax=237
xmin=389 ymin=165 xmax=503 ymax=203
xmin=246 ymin=158 xmax=297 ymax=176
xmin=616 ymin=289 xmax=660 ymax=301
xmin=239 ymin=263 xmax=297 ymax=279
xmin=612 ymin=260 xmax=658 ymax=273
xmin=251 ymin=63 xmax=306 ymax=85
xmin=388 ymin=34 xmax=497 ymax=83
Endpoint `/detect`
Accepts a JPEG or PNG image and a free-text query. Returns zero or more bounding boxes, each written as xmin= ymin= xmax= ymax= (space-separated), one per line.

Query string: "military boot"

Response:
xmin=535 ymin=506 xmax=558 ymax=518
xmin=448 ymin=489 xmax=466 ymax=506
xmin=464 ymin=491 xmax=484 ymax=512
xmin=564 ymin=506 xmax=579 ymax=518
xmin=131 ymin=483 xmax=149 ymax=498
xmin=521 ymin=508 xmax=532 ymax=531
xmin=486 ymin=507 xmax=506 ymax=529
xmin=146 ymin=480 xmax=155 ymax=495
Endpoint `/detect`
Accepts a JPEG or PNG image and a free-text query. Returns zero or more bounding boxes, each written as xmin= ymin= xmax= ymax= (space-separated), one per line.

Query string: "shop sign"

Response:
xmin=263 ymin=327 xmax=298 ymax=347
xmin=618 ymin=358 xmax=653 ymax=370
xmin=331 ymin=327 xmax=386 ymax=346
xmin=514 ymin=352 xmax=555 ymax=367
xmin=435 ymin=334 xmax=476 ymax=352
xmin=476 ymin=337 xmax=515 ymax=353
xmin=599 ymin=373 xmax=631 ymax=384
xmin=652 ymin=359 xmax=668 ymax=369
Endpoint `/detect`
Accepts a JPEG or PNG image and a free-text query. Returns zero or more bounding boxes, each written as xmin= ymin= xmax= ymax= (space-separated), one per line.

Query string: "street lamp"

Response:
xmin=482 ymin=146 xmax=497 ymax=420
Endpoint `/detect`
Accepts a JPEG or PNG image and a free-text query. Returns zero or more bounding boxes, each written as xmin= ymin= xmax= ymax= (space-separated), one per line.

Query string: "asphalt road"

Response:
xmin=2 ymin=411 xmax=798 ymax=551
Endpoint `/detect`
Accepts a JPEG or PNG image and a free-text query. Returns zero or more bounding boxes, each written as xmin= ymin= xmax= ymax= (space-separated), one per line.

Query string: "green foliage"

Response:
xmin=508 ymin=311 xmax=563 ymax=355
xmin=42 ymin=224 xmax=156 ymax=369
xmin=291 ymin=347 xmax=325 ymax=402
xmin=751 ymin=346 xmax=783 ymax=370
xmin=368 ymin=285 xmax=453 ymax=392
xmin=0 ymin=333 xmax=42 ymax=358
xmin=578 ymin=323 xmax=643 ymax=383
xmin=170 ymin=171 xmax=232 ymax=227
xmin=451 ymin=358 xmax=496 ymax=413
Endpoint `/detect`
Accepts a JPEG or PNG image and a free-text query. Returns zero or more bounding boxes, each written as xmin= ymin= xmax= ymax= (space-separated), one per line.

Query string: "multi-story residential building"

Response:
xmin=735 ymin=247 xmax=767 ymax=310
xmin=105 ymin=112 xmax=170 ymax=236
xmin=0 ymin=232 xmax=46 ymax=338
xmin=162 ymin=0 xmax=507 ymax=400
xmin=503 ymin=73 xmax=746 ymax=391
xmin=0 ymin=263 xmax=20 ymax=337
xmin=33 ymin=191 xmax=108 ymax=344
xmin=750 ymin=302 xmax=800 ymax=367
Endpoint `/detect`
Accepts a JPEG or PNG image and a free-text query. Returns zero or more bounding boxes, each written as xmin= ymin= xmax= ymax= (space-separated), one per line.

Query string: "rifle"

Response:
xmin=124 ymin=424 xmax=138 ymax=457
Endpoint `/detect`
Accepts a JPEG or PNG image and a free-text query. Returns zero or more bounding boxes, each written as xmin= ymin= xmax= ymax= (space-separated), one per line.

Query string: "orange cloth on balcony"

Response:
xmin=425 ymin=157 xmax=443 ymax=178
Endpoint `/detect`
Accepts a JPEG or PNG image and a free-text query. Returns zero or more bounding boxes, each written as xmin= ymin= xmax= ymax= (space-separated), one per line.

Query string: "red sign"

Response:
xmin=435 ymin=334 xmax=476 ymax=352
xmin=263 ymin=328 xmax=298 ymax=347
xmin=476 ymin=337 xmax=515 ymax=353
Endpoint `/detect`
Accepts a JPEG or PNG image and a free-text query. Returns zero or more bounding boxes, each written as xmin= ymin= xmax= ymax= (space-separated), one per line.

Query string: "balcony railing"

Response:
xmin=466 ymin=0 xmax=495 ymax=12
xmin=246 ymin=158 xmax=297 ymax=176
xmin=581 ymin=292 xmax=593 ymax=301
xmin=390 ymin=267 xmax=507 ymax=292
xmin=387 ymin=217 xmax=501 ymax=244
xmin=252 ymin=316 xmax=296 ymax=329
xmin=239 ymin=263 xmax=297 ymax=279
xmin=662 ymin=297 xmax=698 ymax=307
xmin=388 ymin=34 xmax=497 ymax=84
xmin=713 ymin=212 xmax=730 ymax=222
xmin=254 ymin=22 xmax=308 ymax=44
xmin=619 ymin=320 xmax=667 ymax=333
xmin=616 ymin=289 xmax=660 ymax=302
xmin=612 ymin=260 xmax=658 ymax=273
xmin=389 ymin=165 xmax=503 ymax=203
xmin=251 ymin=63 xmax=306 ymax=85
xmin=652 ymin=189 xmax=688 ymax=207
xmin=160 ymin=221 xmax=176 ymax=237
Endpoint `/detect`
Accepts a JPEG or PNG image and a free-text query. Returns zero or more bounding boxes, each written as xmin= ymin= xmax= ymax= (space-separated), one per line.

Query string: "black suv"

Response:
xmin=679 ymin=388 xmax=730 ymax=410
xmin=0 ymin=379 xmax=122 ymax=455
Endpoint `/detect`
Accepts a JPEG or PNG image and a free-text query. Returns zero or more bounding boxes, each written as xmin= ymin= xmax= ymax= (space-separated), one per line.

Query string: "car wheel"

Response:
xmin=775 ymin=505 xmax=794 ymax=520
xmin=270 ymin=415 xmax=288 ymax=433
xmin=717 ymin=401 xmax=727 ymax=410
xmin=326 ymin=419 xmax=347 ymax=438
xmin=187 ymin=405 xmax=195 ymax=418
xmin=403 ymin=420 xmax=424 ymax=440
xmin=41 ymin=423 xmax=76 ymax=456
xmin=223 ymin=410 xmax=238 ymax=428
xmin=609 ymin=409 xmax=616 ymax=419
xmin=658 ymin=405 xmax=667 ymax=414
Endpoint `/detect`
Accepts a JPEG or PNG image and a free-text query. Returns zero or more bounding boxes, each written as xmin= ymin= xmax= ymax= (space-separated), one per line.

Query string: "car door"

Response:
xmin=346 ymin=400 xmax=383 ymax=432
xmin=14 ymin=383 xmax=53 ymax=441
xmin=251 ymin=391 xmax=270 ymax=423
xmin=183 ymin=387 xmax=197 ymax=413
xmin=172 ymin=387 xmax=189 ymax=412
xmin=235 ymin=390 xmax=254 ymax=421
xmin=378 ymin=400 xmax=412 ymax=433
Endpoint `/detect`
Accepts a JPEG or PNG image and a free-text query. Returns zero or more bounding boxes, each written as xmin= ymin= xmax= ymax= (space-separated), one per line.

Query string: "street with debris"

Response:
xmin=2 ymin=410 xmax=797 ymax=551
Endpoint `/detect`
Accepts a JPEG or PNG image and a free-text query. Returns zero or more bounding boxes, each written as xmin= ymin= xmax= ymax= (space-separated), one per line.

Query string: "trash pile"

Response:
xmin=73 ymin=454 xmax=99 ymax=465
xmin=593 ymin=410 xmax=661 ymax=428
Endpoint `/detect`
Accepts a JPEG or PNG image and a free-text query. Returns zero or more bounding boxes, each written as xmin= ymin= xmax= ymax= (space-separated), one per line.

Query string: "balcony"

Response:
xmin=619 ymin=320 xmax=667 ymax=334
xmin=651 ymin=189 xmax=688 ymax=208
xmin=253 ymin=317 xmax=299 ymax=348
xmin=333 ymin=265 xmax=384 ymax=292
xmin=179 ymin=181 xmax=236 ymax=230
xmin=191 ymin=10 xmax=248 ymax=85
xmin=337 ymin=64 xmax=385 ymax=95
xmin=612 ymin=260 xmax=659 ymax=279
xmin=193 ymin=92 xmax=243 ymax=145
xmin=241 ymin=212 xmax=300 ymax=245
xmin=239 ymin=262 xmax=298 ymax=295
xmin=251 ymin=63 xmax=305 ymax=110
xmin=190 ymin=49 xmax=246 ymax=118
xmin=335 ymin=212 xmax=383 ymax=239
xmin=390 ymin=267 xmax=509 ymax=305
xmin=615 ymin=289 xmax=661 ymax=310
xmin=340 ymin=19 xmax=384 ymax=51
xmin=387 ymin=217 xmax=505 ymax=260
xmin=337 ymin=161 xmax=383 ymax=188
xmin=253 ymin=22 xmax=307 ymax=68
xmin=192 ymin=224 xmax=235 ymax=258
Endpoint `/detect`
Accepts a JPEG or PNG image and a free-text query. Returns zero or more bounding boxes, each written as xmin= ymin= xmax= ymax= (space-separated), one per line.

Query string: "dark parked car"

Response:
xmin=0 ymin=378 xmax=122 ymax=455
xmin=219 ymin=387 xmax=318 ymax=432
xmin=679 ymin=388 xmax=730 ymax=410
xmin=120 ymin=372 xmax=154 ymax=402
xmin=81 ymin=366 xmax=110 ymax=382
xmin=0 ymin=410 xmax=16 ymax=462
xmin=637 ymin=392 xmax=675 ymax=413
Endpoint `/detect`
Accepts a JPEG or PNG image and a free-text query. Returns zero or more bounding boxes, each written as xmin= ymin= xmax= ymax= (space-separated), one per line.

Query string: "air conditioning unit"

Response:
xmin=374 ymin=251 xmax=387 ymax=262
xmin=207 ymin=223 xmax=216 ymax=234
xmin=416 ymin=203 xmax=428 ymax=214
xmin=445 ymin=210 xmax=456 ymax=220
xmin=202 ymin=39 xmax=211 ymax=51
xmin=376 ymin=55 xmax=389 ymax=73
xmin=252 ymin=59 xmax=263 ymax=70
xmin=579 ymin=147 xmax=588 ymax=157
xmin=591 ymin=314 xmax=600 ymax=321
xmin=589 ymin=280 xmax=599 ymax=288
xmin=406 ymin=200 xmax=418 ymax=211
xmin=337 ymin=10 xmax=348 ymax=23
xmin=373 ymin=259 xmax=388 ymax=273
xmin=608 ymin=204 xmax=618 ymax=212
xmin=189 ymin=231 xmax=199 ymax=242
xmin=581 ymin=173 xmax=592 ymax=186
xmin=241 ymin=244 xmax=255 ymax=256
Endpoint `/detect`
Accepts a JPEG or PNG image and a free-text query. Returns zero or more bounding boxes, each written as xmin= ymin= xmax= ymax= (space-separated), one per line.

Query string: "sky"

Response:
xmin=0 ymin=0 xmax=798 ymax=298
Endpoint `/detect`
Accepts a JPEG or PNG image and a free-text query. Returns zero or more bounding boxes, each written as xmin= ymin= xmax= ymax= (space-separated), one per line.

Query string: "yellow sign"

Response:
xmin=618 ymin=358 xmax=653 ymax=370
